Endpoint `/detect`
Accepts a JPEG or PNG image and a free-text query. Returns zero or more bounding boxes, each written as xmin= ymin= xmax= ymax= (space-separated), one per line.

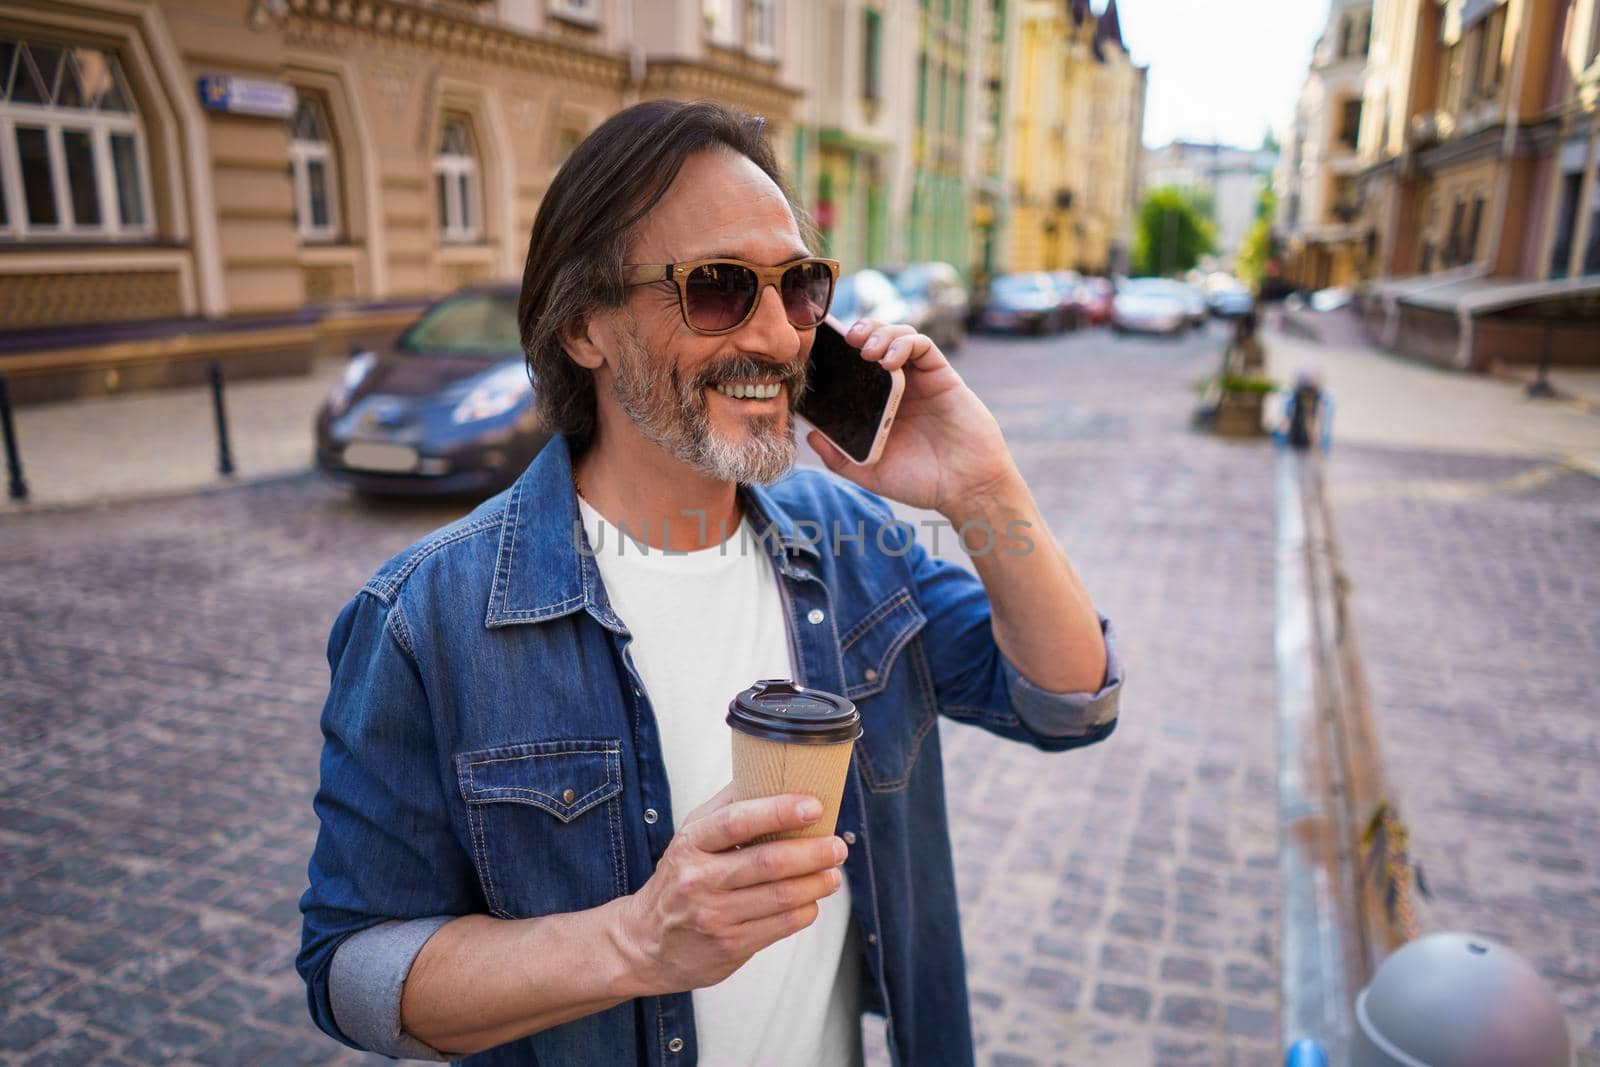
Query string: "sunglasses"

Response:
xmin=622 ymin=257 xmax=840 ymax=336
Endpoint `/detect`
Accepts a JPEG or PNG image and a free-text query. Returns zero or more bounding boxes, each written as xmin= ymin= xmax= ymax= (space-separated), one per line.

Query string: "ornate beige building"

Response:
xmin=0 ymin=0 xmax=801 ymax=399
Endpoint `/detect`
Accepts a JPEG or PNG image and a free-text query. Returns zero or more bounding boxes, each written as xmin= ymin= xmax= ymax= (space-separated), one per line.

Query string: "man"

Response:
xmin=298 ymin=100 xmax=1121 ymax=1066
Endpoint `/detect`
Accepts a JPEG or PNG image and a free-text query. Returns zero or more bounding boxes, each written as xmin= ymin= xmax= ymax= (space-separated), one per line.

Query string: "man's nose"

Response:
xmin=738 ymin=282 xmax=802 ymax=358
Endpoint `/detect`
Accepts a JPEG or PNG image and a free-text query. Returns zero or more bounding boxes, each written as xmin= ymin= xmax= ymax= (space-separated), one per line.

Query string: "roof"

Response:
xmin=1068 ymin=0 xmax=1092 ymax=25
xmin=1093 ymin=0 xmax=1126 ymax=59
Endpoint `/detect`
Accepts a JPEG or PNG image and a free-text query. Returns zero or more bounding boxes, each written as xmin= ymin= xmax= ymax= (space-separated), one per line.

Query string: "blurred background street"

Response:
xmin=4 ymin=0 xmax=1600 ymax=1064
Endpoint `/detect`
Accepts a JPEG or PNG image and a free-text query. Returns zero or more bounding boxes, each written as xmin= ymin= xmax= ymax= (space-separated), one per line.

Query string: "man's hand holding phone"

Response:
xmin=804 ymin=316 xmax=1016 ymax=519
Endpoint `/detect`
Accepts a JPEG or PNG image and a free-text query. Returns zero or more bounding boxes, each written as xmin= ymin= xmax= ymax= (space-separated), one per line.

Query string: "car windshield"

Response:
xmin=994 ymin=275 xmax=1048 ymax=296
xmin=401 ymin=293 xmax=521 ymax=356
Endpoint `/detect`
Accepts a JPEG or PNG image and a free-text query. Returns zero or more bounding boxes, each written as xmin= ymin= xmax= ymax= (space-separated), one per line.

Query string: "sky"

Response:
xmin=1112 ymin=0 xmax=1332 ymax=150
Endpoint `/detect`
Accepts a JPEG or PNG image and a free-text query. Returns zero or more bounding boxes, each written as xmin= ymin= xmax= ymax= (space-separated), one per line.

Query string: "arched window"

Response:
xmin=0 ymin=37 xmax=154 ymax=240
xmin=434 ymin=116 xmax=481 ymax=244
xmin=290 ymin=95 xmax=339 ymax=242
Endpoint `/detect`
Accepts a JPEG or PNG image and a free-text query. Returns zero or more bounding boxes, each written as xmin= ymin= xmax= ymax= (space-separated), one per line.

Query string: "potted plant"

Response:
xmin=1215 ymin=374 xmax=1275 ymax=437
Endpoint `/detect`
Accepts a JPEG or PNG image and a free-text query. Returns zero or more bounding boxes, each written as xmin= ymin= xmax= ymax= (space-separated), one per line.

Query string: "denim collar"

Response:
xmin=485 ymin=434 xmax=821 ymax=630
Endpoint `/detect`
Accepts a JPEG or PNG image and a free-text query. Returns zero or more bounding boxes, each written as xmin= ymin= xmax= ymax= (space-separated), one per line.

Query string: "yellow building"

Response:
xmin=1005 ymin=0 xmax=1144 ymax=276
xmin=1355 ymin=0 xmax=1600 ymax=368
xmin=0 ymin=0 xmax=799 ymax=401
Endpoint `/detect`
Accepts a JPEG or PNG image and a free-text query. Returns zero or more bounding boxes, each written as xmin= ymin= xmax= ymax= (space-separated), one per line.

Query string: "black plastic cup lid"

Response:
xmin=727 ymin=679 xmax=861 ymax=745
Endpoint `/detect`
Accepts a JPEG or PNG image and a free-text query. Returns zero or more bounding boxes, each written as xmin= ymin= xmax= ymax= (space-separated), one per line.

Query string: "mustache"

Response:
xmin=689 ymin=355 xmax=808 ymax=395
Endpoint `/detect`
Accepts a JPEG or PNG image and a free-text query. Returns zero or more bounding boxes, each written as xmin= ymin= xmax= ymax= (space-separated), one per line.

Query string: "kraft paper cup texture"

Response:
xmin=729 ymin=730 xmax=855 ymax=843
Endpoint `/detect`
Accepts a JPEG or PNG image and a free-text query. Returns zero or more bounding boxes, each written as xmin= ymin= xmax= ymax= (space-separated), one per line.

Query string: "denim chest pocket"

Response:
xmin=840 ymin=588 xmax=932 ymax=792
xmin=456 ymin=740 xmax=627 ymax=919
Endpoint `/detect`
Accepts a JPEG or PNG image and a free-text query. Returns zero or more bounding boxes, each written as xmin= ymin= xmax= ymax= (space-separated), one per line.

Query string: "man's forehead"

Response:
xmin=634 ymin=149 xmax=807 ymax=263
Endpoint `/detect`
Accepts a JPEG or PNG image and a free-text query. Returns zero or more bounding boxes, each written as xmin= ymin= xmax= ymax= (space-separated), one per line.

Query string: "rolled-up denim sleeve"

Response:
xmin=296 ymin=590 xmax=477 ymax=1059
xmin=1001 ymin=614 xmax=1121 ymax=739
xmin=904 ymin=529 xmax=1122 ymax=753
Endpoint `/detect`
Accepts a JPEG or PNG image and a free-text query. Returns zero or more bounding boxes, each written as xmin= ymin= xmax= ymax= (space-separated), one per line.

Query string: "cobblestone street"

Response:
xmin=2 ymin=321 xmax=1595 ymax=1065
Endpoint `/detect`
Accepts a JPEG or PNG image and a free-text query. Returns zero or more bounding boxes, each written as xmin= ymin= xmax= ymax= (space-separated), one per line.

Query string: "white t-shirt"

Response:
xmin=579 ymin=497 xmax=864 ymax=1067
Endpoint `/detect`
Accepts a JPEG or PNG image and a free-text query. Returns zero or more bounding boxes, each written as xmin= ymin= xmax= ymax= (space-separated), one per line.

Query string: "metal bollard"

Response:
xmin=208 ymin=360 xmax=236 ymax=477
xmin=0 ymin=376 xmax=29 ymax=502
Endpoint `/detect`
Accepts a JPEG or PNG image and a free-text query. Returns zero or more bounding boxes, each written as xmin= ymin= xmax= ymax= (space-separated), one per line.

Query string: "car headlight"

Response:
xmin=327 ymin=351 xmax=377 ymax=416
xmin=452 ymin=364 xmax=530 ymax=424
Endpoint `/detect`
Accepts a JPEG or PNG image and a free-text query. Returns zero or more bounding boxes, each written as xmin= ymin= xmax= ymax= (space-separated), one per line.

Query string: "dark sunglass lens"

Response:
xmin=780 ymin=261 xmax=833 ymax=325
xmin=684 ymin=263 xmax=758 ymax=331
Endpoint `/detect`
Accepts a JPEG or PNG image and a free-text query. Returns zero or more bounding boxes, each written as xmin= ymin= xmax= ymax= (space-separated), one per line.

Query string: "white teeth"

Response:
xmin=714 ymin=382 xmax=780 ymax=400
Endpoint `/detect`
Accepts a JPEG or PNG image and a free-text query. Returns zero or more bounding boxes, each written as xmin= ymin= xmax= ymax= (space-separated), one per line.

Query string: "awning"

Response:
xmin=1387 ymin=273 xmax=1600 ymax=317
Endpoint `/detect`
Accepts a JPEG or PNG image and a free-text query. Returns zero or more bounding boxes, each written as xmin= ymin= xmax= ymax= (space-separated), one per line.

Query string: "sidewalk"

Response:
xmin=2 ymin=359 xmax=345 ymax=512
xmin=1263 ymin=326 xmax=1600 ymax=476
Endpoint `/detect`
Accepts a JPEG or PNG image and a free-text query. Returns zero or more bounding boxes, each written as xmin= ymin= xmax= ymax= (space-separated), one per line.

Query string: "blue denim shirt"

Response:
xmin=298 ymin=435 xmax=1122 ymax=1066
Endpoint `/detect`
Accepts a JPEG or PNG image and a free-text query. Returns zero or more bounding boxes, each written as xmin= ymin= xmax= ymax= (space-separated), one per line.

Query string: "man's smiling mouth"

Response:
xmin=711 ymin=381 xmax=783 ymax=400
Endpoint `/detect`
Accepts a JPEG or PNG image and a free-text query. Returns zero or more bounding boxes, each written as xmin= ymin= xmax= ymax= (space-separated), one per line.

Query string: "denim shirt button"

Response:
xmin=668 ymin=1037 xmax=684 ymax=1053
xmin=806 ymin=608 xmax=825 ymax=625
xmin=643 ymin=808 xmax=659 ymax=825
xmin=842 ymin=831 xmax=857 ymax=845
xmin=561 ymin=788 xmax=576 ymax=805
xmin=862 ymin=668 xmax=878 ymax=683
xmin=866 ymin=932 xmax=878 ymax=945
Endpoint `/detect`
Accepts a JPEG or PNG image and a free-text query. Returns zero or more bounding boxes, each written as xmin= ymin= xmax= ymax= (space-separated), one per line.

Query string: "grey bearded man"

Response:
xmin=298 ymin=99 xmax=1123 ymax=1066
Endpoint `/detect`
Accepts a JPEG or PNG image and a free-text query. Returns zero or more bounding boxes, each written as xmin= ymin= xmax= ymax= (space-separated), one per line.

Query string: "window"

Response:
xmin=1463 ymin=195 xmax=1484 ymax=261
xmin=748 ymin=0 xmax=777 ymax=58
xmin=703 ymin=0 xmax=738 ymax=48
xmin=548 ymin=0 xmax=599 ymax=26
xmin=1479 ymin=8 xmax=1505 ymax=97
xmin=0 ymin=37 xmax=153 ymax=240
xmin=863 ymin=9 xmax=882 ymax=103
xmin=434 ymin=116 xmax=481 ymax=244
xmin=290 ymin=95 xmax=339 ymax=242
xmin=1338 ymin=98 xmax=1363 ymax=151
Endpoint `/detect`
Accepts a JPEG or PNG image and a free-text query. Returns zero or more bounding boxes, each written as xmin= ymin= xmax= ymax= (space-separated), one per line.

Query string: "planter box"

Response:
xmin=1215 ymin=391 xmax=1267 ymax=437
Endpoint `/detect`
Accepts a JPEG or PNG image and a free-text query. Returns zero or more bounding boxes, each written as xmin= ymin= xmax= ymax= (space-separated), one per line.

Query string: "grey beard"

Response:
xmin=610 ymin=325 xmax=801 ymax=486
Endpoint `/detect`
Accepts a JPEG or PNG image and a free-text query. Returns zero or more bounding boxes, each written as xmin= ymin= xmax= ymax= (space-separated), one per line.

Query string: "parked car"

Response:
xmin=1111 ymin=278 xmax=1190 ymax=336
xmin=1078 ymin=277 xmax=1115 ymax=326
xmin=830 ymin=268 xmax=910 ymax=329
xmin=892 ymin=261 xmax=969 ymax=351
xmin=1204 ymin=275 xmax=1255 ymax=319
xmin=314 ymin=285 xmax=549 ymax=496
xmin=976 ymin=272 xmax=1064 ymax=334
xmin=1130 ymin=277 xmax=1207 ymax=329
xmin=1047 ymin=270 xmax=1087 ymax=330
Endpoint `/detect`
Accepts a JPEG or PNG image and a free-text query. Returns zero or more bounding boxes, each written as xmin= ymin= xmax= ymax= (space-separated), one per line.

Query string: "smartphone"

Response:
xmin=797 ymin=316 xmax=905 ymax=466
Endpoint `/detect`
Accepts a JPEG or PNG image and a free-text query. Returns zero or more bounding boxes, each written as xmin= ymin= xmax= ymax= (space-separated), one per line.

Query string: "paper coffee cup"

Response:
xmin=727 ymin=679 xmax=861 ymax=843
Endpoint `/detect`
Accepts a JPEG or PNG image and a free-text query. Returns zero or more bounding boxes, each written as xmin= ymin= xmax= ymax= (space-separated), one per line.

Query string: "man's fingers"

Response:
xmin=716 ymin=836 xmax=847 ymax=891
xmin=858 ymin=324 xmax=916 ymax=361
xmin=686 ymin=794 xmax=822 ymax=853
xmin=680 ymin=782 xmax=736 ymax=828
xmin=715 ymin=869 xmax=842 ymax=926
xmin=730 ymin=902 xmax=823 ymax=956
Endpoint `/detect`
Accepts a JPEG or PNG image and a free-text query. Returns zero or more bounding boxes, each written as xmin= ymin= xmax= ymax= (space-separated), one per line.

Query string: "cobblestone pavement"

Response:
xmin=1 ymin=323 xmax=1285 ymax=1065
xmin=1323 ymin=445 xmax=1600 ymax=1065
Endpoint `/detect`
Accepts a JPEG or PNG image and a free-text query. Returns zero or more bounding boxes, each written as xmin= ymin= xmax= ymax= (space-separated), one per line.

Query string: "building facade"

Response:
xmin=0 ymin=0 xmax=801 ymax=399
xmin=904 ymin=0 xmax=986 ymax=273
xmin=1278 ymin=0 xmax=1373 ymax=289
xmin=1005 ymin=0 xmax=1145 ymax=276
xmin=1351 ymin=0 xmax=1600 ymax=367
xmin=787 ymin=0 xmax=917 ymax=274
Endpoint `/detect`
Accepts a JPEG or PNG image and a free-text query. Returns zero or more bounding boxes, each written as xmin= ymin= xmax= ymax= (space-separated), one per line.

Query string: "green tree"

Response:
xmin=1236 ymin=182 xmax=1281 ymax=289
xmin=1131 ymin=187 xmax=1216 ymax=276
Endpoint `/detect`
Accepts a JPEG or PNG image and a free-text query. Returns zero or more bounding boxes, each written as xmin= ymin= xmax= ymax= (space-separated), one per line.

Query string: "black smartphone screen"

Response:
xmin=797 ymin=320 xmax=895 ymax=463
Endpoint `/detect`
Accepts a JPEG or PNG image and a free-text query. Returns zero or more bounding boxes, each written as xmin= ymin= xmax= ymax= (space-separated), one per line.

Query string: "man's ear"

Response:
xmin=559 ymin=311 xmax=610 ymax=371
